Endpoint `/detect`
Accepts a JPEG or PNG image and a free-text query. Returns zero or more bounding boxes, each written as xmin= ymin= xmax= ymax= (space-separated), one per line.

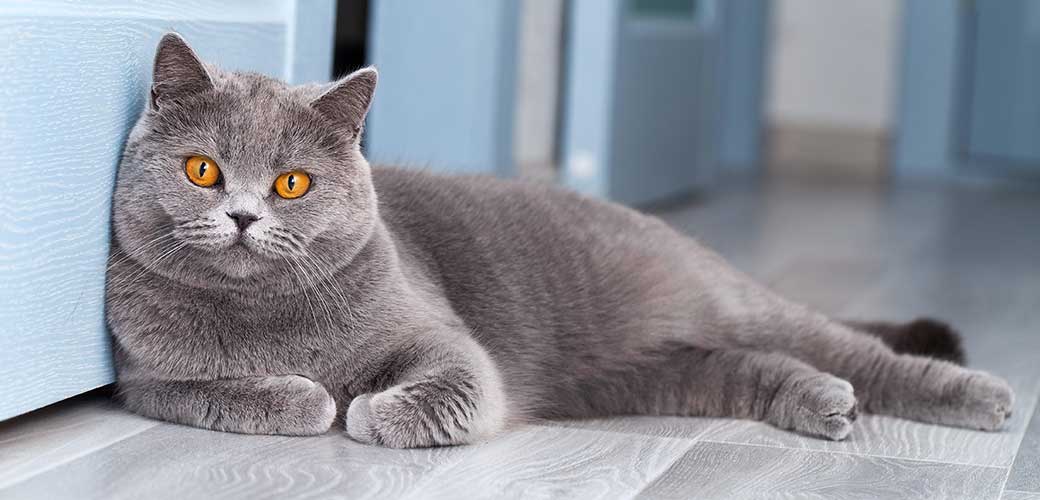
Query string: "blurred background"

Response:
xmin=337 ymin=0 xmax=1040 ymax=205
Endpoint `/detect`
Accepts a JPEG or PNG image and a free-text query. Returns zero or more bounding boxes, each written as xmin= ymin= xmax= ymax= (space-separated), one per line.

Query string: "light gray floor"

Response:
xmin=2 ymin=180 xmax=1039 ymax=500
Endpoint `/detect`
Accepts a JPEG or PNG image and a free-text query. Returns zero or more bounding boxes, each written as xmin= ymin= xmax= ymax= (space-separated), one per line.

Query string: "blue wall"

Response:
xmin=718 ymin=0 xmax=770 ymax=173
xmin=0 ymin=0 xmax=334 ymax=421
xmin=366 ymin=0 xmax=520 ymax=175
xmin=892 ymin=1 xmax=962 ymax=179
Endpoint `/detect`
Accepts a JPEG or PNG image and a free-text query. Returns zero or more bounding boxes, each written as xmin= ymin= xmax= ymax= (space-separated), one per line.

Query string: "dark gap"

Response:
xmin=333 ymin=0 xmax=371 ymax=78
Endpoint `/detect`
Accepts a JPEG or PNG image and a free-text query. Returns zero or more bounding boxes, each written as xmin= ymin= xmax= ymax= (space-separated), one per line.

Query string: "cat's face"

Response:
xmin=112 ymin=34 xmax=378 ymax=290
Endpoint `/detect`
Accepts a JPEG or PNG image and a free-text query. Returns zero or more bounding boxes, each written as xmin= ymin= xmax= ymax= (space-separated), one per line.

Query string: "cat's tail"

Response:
xmin=841 ymin=318 xmax=966 ymax=365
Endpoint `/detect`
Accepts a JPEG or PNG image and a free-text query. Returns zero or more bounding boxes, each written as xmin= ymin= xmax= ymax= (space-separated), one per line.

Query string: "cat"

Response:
xmin=105 ymin=33 xmax=1012 ymax=448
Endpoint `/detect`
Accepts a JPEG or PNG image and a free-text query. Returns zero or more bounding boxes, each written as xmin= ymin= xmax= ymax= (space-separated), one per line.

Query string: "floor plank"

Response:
xmin=0 ymin=422 xmax=695 ymax=500
xmin=0 ymin=393 xmax=157 ymax=489
xmin=402 ymin=426 xmax=695 ymax=499
xmin=0 ymin=422 xmax=459 ymax=500
xmin=636 ymin=441 xmax=1007 ymax=500
xmin=1006 ymin=398 xmax=1040 ymax=493
xmin=543 ymin=415 xmax=718 ymax=441
xmin=1004 ymin=491 xmax=1040 ymax=500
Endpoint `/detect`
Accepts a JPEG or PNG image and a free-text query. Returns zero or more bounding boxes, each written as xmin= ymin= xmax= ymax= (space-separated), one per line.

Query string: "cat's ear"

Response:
xmin=310 ymin=67 xmax=378 ymax=143
xmin=151 ymin=33 xmax=214 ymax=110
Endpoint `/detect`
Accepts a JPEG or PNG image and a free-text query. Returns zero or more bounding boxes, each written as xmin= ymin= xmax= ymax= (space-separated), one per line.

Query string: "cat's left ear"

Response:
xmin=310 ymin=67 xmax=378 ymax=144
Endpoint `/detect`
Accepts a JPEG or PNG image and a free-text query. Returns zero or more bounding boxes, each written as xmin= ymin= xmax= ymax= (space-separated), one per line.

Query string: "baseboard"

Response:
xmin=767 ymin=124 xmax=889 ymax=181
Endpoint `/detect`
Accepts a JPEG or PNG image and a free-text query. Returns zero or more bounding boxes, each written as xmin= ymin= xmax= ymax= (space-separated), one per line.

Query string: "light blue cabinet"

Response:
xmin=894 ymin=0 xmax=1040 ymax=179
xmin=0 ymin=0 xmax=334 ymax=420
xmin=561 ymin=0 xmax=763 ymax=205
xmin=966 ymin=0 xmax=1040 ymax=167
xmin=366 ymin=0 xmax=520 ymax=175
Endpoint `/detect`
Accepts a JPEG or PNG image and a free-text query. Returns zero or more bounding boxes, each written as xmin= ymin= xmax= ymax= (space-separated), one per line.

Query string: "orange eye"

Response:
xmin=274 ymin=171 xmax=311 ymax=199
xmin=185 ymin=155 xmax=220 ymax=187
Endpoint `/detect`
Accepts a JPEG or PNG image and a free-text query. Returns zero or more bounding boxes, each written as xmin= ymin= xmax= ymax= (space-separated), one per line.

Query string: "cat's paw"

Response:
xmin=790 ymin=374 xmax=858 ymax=441
xmin=345 ymin=388 xmax=426 ymax=448
xmin=258 ymin=375 xmax=337 ymax=436
xmin=345 ymin=382 xmax=497 ymax=448
xmin=345 ymin=393 xmax=378 ymax=445
xmin=942 ymin=371 xmax=1014 ymax=431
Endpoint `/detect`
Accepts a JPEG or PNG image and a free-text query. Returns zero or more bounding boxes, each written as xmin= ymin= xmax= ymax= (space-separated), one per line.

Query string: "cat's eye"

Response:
xmin=274 ymin=171 xmax=311 ymax=199
xmin=185 ymin=155 xmax=220 ymax=187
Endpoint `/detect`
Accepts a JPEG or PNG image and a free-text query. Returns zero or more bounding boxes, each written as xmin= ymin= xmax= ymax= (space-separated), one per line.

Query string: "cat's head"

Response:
xmin=112 ymin=33 xmax=378 ymax=290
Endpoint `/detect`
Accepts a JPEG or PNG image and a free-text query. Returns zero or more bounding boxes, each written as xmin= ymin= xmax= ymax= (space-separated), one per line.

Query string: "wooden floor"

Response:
xmin=3 ymin=180 xmax=1040 ymax=500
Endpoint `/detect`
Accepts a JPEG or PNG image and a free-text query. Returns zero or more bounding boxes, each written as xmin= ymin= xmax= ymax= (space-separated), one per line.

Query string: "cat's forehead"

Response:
xmin=154 ymin=72 xmax=337 ymax=171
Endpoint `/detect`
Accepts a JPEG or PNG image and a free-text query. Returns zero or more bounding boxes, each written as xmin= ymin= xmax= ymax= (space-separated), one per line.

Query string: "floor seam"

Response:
xmin=623 ymin=435 xmax=703 ymax=500
xmin=1003 ymin=489 xmax=1040 ymax=496
xmin=696 ymin=437 xmax=1010 ymax=470
xmin=997 ymin=393 xmax=1040 ymax=497
xmin=541 ymin=419 xmax=1021 ymax=469
xmin=530 ymin=423 xmax=707 ymax=500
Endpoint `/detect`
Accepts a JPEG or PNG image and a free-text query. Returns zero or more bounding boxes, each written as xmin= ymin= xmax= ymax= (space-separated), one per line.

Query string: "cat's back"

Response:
xmin=370 ymin=166 xmax=697 ymax=339
xmin=371 ymin=166 xmax=667 ymax=241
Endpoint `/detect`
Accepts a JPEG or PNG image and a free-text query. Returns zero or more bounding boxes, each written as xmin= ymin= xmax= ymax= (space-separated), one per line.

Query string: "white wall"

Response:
xmin=766 ymin=0 xmax=901 ymax=131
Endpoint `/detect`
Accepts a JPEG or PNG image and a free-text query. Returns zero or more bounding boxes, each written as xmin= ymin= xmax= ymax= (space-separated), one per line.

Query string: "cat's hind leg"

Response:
xmin=576 ymin=344 xmax=859 ymax=440
xmin=842 ymin=317 xmax=966 ymax=365
xmin=714 ymin=304 xmax=1013 ymax=431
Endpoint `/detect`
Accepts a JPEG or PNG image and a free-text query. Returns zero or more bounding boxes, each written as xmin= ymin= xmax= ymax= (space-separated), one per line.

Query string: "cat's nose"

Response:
xmin=226 ymin=211 xmax=260 ymax=232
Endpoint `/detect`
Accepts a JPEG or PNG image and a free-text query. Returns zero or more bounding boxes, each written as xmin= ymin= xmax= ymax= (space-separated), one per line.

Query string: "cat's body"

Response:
xmin=106 ymin=34 xmax=1012 ymax=448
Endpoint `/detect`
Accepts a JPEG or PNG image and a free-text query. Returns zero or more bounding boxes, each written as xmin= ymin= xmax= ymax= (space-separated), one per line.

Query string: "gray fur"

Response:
xmin=106 ymin=33 xmax=1014 ymax=448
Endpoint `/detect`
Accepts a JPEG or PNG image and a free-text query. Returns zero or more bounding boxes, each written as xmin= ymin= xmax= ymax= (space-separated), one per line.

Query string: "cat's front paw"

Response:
xmin=345 ymin=393 xmax=378 ymax=444
xmin=942 ymin=371 xmax=1014 ymax=431
xmin=346 ymin=383 xmax=493 ymax=448
xmin=258 ymin=375 xmax=337 ymax=436
xmin=345 ymin=389 xmax=431 ymax=448
xmin=790 ymin=374 xmax=858 ymax=441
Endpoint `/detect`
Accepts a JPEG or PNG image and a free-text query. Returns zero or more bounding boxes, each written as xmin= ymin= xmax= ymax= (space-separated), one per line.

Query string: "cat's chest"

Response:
xmin=119 ymin=284 xmax=359 ymax=380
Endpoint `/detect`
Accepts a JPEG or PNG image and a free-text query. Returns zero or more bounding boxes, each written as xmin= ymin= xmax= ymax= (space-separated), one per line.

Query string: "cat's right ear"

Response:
xmin=150 ymin=33 xmax=214 ymax=110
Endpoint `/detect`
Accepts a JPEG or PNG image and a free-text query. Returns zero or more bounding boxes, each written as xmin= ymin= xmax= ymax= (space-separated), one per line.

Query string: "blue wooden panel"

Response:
xmin=718 ymin=0 xmax=769 ymax=173
xmin=561 ymin=0 xmax=722 ymax=204
xmin=366 ymin=0 xmax=520 ymax=174
xmin=0 ymin=0 xmax=333 ymax=421
xmin=609 ymin=0 xmax=720 ymax=205
xmin=966 ymin=0 xmax=1040 ymax=166
xmin=288 ymin=0 xmax=337 ymax=83
xmin=892 ymin=1 xmax=962 ymax=179
xmin=560 ymin=0 xmax=623 ymax=197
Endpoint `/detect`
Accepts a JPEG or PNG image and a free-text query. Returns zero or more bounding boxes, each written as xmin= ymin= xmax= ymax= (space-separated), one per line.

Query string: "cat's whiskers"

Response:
xmin=264 ymin=229 xmax=306 ymax=256
xmin=108 ymin=239 xmax=189 ymax=291
xmin=289 ymin=254 xmax=338 ymax=335
xmin=106 ymin=231 xmax=174 ymax=272
xmin=174 ymin=217 xmax=217 ymax=230
xmin=280 ymin=255 xmax=325 ymax=337
xmin=298 ymin=252 xmax=356 ymax=323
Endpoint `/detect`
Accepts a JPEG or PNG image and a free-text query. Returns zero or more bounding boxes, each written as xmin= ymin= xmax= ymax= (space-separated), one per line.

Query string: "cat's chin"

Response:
xmin=206 ymin=243 xmax=271 ymax=279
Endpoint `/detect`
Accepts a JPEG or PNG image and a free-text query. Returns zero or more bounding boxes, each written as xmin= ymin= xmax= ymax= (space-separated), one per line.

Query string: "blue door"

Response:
xmin=966 ymin=0 xmax=1040 ymax=168
xmin=0 ymin=0 xmax=334 ymax=420
xmin=366 ymin=0 xmax=520 ymax=175
xmin=560 ymin=0 xmax=724 ymax=205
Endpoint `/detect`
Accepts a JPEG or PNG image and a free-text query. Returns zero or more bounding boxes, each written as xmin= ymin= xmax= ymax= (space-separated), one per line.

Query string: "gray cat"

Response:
xmin=106 ymin=34 xmax=1013 ymax=448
